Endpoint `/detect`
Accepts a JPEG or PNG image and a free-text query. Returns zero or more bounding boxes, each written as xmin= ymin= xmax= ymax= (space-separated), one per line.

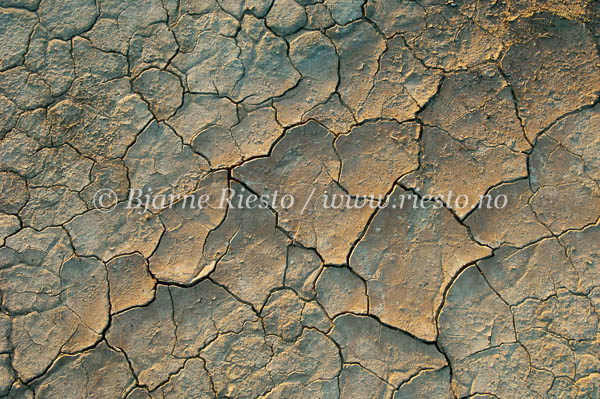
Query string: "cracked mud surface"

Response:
xmin=0 ymin=0 xmax=599 ymax=398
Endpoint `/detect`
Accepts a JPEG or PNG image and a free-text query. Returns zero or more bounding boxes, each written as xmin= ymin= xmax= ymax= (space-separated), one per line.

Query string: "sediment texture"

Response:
xmin=0 ymin=0 xmax=599 ymax=398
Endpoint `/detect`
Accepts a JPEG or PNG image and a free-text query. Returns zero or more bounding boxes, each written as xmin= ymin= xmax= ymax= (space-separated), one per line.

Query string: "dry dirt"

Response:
xmin=1 ymin=0 xmax=600 ymax=398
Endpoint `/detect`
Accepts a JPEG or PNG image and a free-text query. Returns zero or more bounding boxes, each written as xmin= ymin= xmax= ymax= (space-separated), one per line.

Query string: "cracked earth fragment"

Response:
xmin=235 ymin=121 xmax=373 ymax=264
xmin=501 ymin=13 xmax=600 ymax=139
xmin=1 ymin=0 xmax=599 ymax=397
xmin=329 ymin=314 xmax=447 ymax=386
xmin=2 ymin=228 xmax=109 ymax=381
xmin=148 ymin=171 xmax=228 ymax=284
xmin=31 ymin=342 xmax=135 ymax=398
xmin=529 ymin=105 xmax=600 ymax=234
xmin=206 ymin=182 xmax=290 ymax=308
xmin=350 ymin=185 xmax=491 ymax=341
xmin=440 ymin=233 xmax=600 ymax=397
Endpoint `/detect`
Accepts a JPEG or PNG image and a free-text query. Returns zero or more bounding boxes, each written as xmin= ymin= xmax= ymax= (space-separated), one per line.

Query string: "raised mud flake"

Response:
xmin=124 ymin=121 xmax=210 ymax=210
xmin=284 ymin=245 xmax=322 ymax=300
xmin=106 ymin=253 xmax=155 ymax=314
xmin=32 ymin=342 xmax=134 ymax=399
xmin=38 ymin=0 xmax=98 ymax=40
xmin=168 ymin=93 xmax=238 ymax=145
xmin=245 ymin=0 xmax=274 ymax=18
xmin=230 ymin=15 xmax=300 ymax=105
xmin=4 ymin=380 xmax=33 ymax=398
xmin=64 ymin=202 xmax=164 ymax=262
xmin=25 ymin=26 xmax=75 ymax=97
xmin=302 ymin=93 xmax=355 ymax=135
xmin=325 ymin=0 xmax=364 ymax=25
xmin=401 ymin=125 xmax=528 ymax=219
xmin=132 ymin=69 xmax=183 ymax=121
xmin=501 ymin=13 xmax=600 ymax=139
xmin=329 ymin=314 xmax=447 ymax=386
xmin=0 ymin=213 xmax=19 ymax=246
xmin=128 ymin=23 xmax=178 ymax=78
xmin=265 ymin=0 xmax=307 ymax=36
xmin=206 ymin=182 xmax=290 ymax=308
xmin=43 ymin=99 xmax=84 ymax=146
xmin=336 ymin=120 xmax=419 ymax=198
xmin=0 ymin=8 xmax=38 ymax=71
xmin=148 ymin=171 xmax=228 ymax=285
xmin=273 ymin=30 xmax=338 ymax=126
xmin=0 ymin=172 xmax=28 ymax=214
xmin=350 ymin=185 xmax=491 ymax=341
xmin=234 ymin=120 xmax=374 ymax=264
xmin=365 ymin=0 xmax=426 ymax=40
xmin=315 ymin=266 xmax=367 ymax=317
xmin=465 ymin=179 xmax=549 ymax=248
xmin=193 ymin=105 xmax=284 ymax=168
xmin=305 ymin=3 xmax=335 ymax=31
